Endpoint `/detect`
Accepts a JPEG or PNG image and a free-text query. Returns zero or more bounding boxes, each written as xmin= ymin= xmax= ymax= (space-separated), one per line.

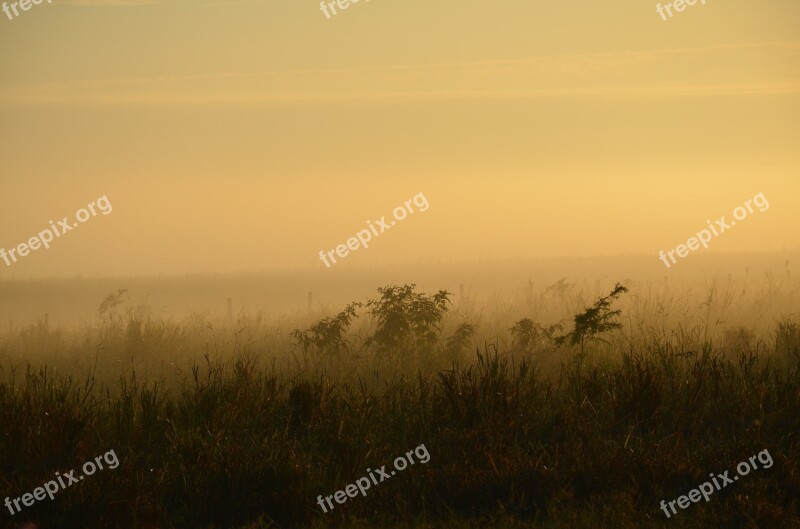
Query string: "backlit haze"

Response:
xmin=1 ymin=0 xmax=798 ymax=278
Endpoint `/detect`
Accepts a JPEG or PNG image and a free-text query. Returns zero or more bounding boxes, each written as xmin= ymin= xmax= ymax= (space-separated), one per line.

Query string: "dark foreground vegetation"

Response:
xmin=0 ymin=284 xmax=798 ymax=529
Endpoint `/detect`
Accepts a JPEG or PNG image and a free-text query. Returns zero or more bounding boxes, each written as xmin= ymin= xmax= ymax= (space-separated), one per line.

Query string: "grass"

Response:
xmin=0 ymin=281 xmax=798 ymax=528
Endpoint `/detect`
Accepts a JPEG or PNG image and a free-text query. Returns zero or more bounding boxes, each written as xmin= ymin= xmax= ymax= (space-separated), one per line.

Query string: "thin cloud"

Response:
xmin=9 ymin=40 xmax=800 ymax=91
xmin=4 ymin=83 xmax=800 ymax=106
xmin=2 ymin=42 xmax=798 ymax=106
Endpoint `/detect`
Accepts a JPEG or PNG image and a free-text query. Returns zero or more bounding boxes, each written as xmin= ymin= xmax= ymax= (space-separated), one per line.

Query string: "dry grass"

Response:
xmin=0 ymin=277 xmax=798 ymax=528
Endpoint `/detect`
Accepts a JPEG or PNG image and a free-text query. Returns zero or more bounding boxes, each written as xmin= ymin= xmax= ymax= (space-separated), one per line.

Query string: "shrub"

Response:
xmin=365 ymin=284 xmax=451 ymax=357
xmin=290 ymin=302 xmax=361 ymax=356
xmin=556 ymin=283 xmax=628 ymax=356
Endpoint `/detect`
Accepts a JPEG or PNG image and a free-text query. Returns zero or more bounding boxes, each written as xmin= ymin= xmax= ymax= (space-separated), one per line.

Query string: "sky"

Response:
xmin=0 ymin=0 xmax=798 ymax=277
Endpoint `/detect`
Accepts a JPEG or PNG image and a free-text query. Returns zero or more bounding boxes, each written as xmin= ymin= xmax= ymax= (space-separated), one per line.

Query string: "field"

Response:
xmin=0 ymin=264 xmax=799 ymax=529
xmin=2 ymin=0 xmax=798 ymax=527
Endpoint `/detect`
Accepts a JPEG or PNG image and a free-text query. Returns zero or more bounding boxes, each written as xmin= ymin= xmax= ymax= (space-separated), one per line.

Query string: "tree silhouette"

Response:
xmin=556 ymin=283 xmax=628 ymax=356
xmin=291 ymin=302 xmax=361 ymax=356
xmin=366 ymin=284 xmax=451 ymax=356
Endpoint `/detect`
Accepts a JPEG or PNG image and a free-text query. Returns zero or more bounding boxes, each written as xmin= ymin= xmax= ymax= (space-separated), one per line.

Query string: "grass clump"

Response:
xmin=0 ymin=283 xmax=798 ymax=528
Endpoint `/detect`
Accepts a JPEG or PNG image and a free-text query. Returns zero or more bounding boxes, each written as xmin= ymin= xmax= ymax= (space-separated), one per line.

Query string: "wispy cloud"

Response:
xmin=3 ymin=42 xmax=799 ymax=106
xmin=4 ymin=83 xmax=800 ymax=107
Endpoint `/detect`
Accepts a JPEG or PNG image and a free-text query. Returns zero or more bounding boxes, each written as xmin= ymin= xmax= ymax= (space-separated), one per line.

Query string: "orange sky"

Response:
xmin=1 ymin=0 xmax=798 ymax=277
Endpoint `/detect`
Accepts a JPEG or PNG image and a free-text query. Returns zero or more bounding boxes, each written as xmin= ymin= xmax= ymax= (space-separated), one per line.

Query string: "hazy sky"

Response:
xmin=1 ymin=0 xmax=798 ymax=277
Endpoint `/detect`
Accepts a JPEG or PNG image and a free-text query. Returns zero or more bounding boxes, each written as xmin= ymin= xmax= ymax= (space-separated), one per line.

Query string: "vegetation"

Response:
xmin=364 ymin=284 xmax=452 ymax=357
xmin=0 ymin=281 xmax=798 ymax=529
xmin=554 ymin=282 xmax=628 ymax=356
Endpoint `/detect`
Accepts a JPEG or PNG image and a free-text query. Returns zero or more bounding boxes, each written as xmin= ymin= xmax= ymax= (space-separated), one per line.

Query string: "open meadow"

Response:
xmin=1 ymin=261 xmax=798 ymax=528
xmin=2 ymin=1 xmax=798 ymax=527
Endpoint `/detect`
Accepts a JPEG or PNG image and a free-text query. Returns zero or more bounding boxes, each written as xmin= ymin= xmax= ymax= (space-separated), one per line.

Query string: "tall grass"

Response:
xmin=0 ymin=280 xmax=798 ymax=528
